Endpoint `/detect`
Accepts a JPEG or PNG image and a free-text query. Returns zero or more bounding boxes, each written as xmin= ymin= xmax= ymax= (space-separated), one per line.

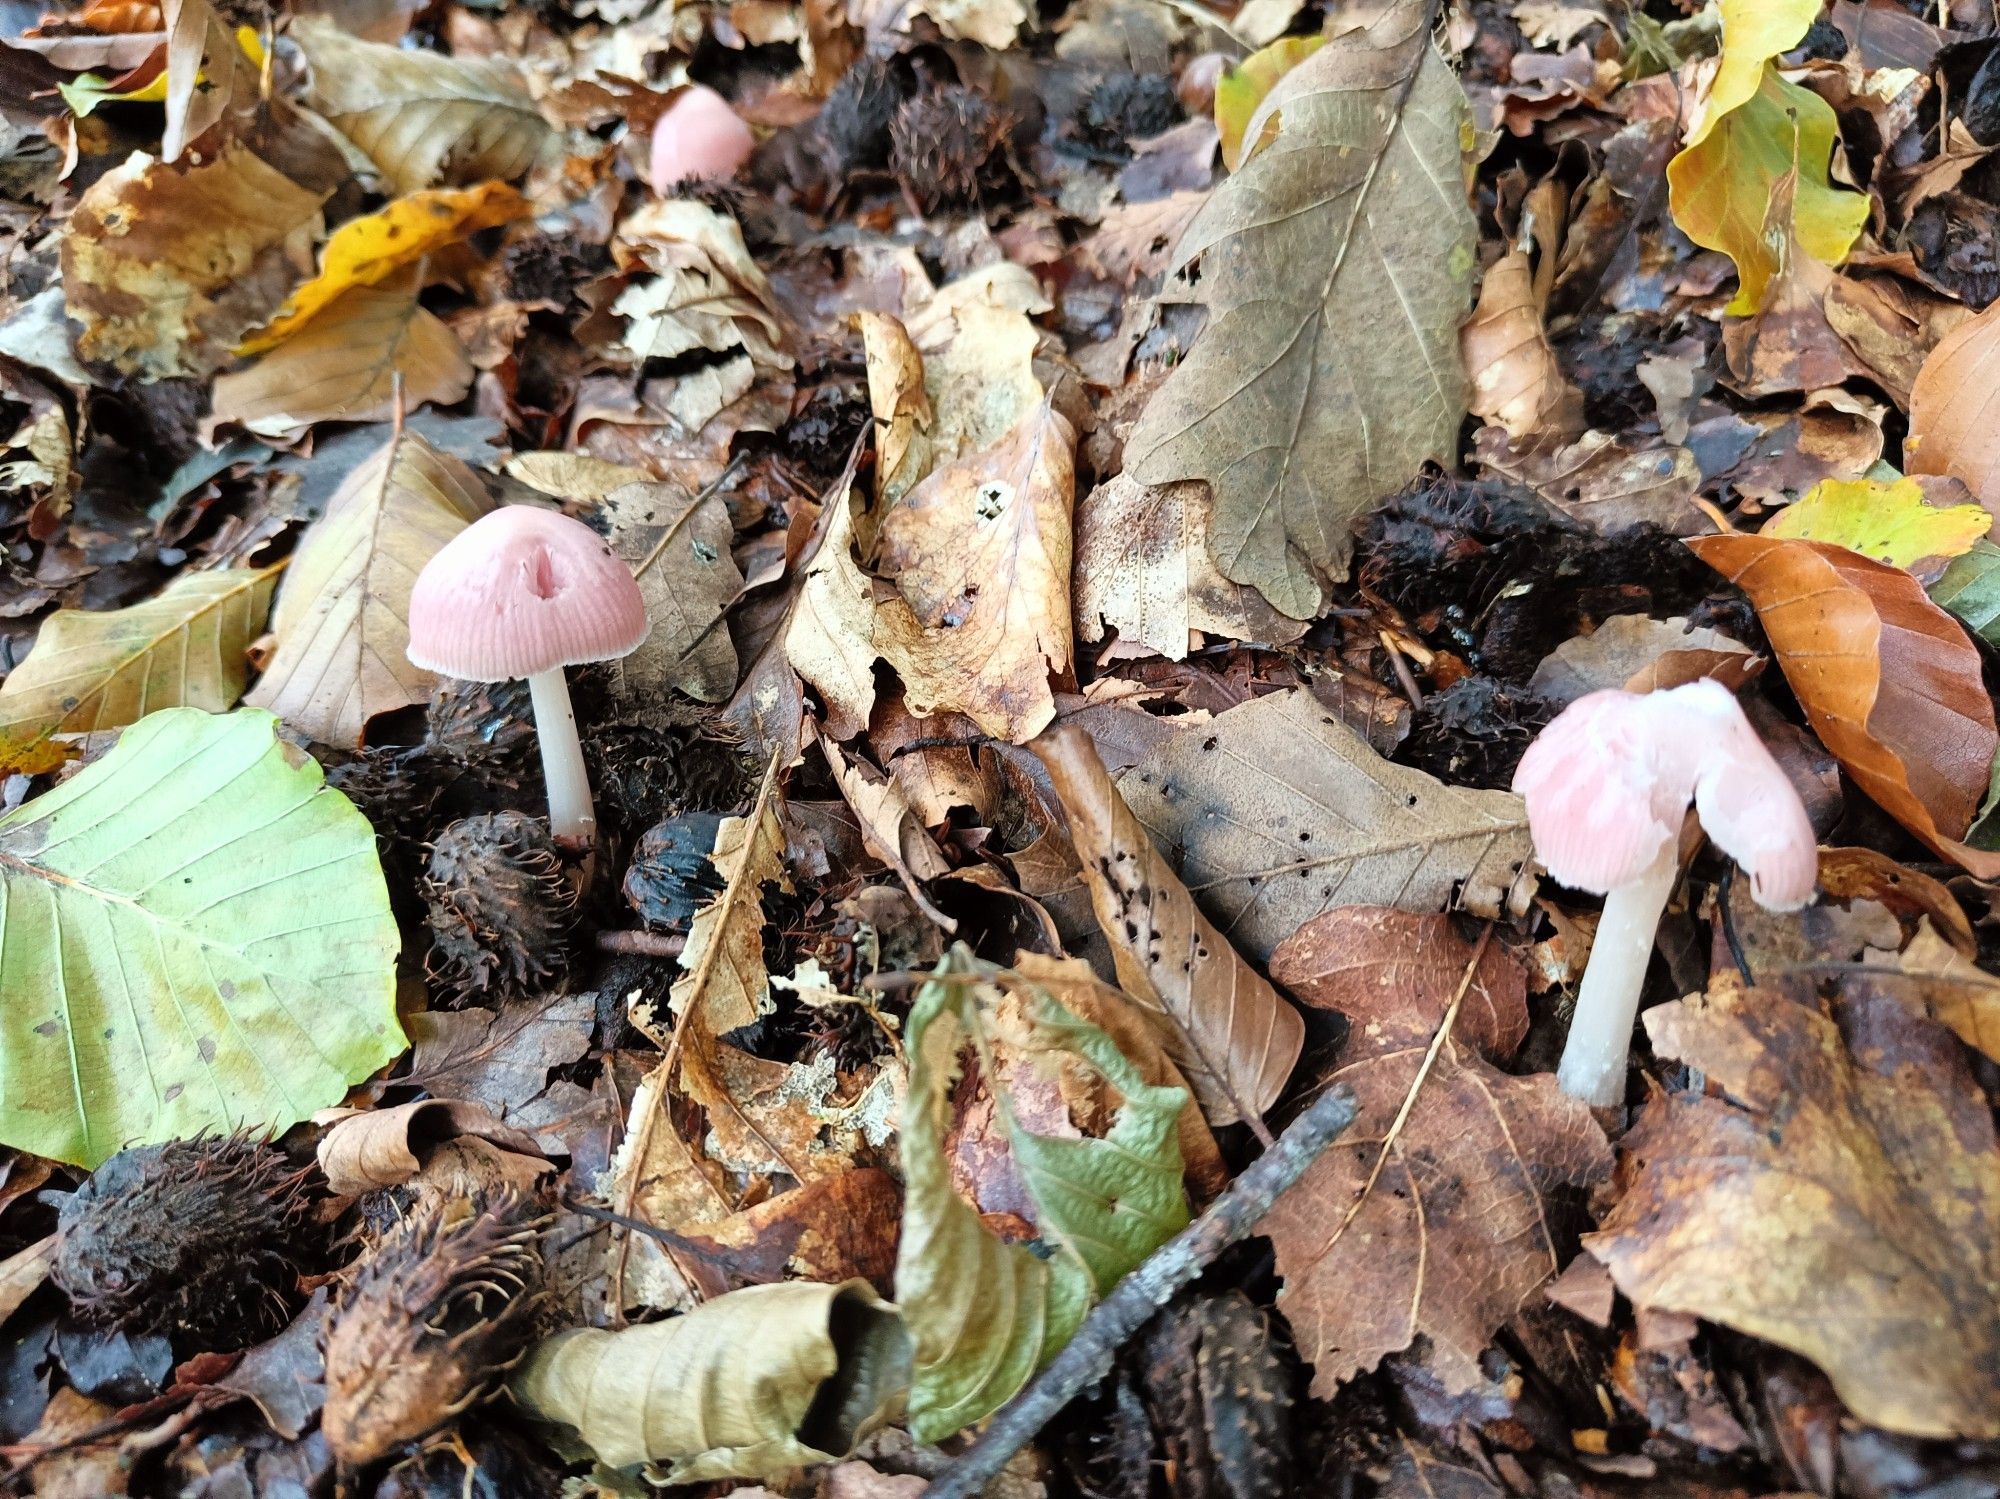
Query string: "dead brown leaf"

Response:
xmin=1460 ymin=248 xmax=1584 ymax=443
xmin=1887 ymin=918 xmax=2000 ymax=1065
xmin=821 ymin=737 xmax=954 ymax=926
xmin=1260 ymin=908 xmax=1610 ymax=1395
xmin=1033 ymin=723 xmax=1303 ymax=1126
xmin=1587 ymin=973 xmax=2000 ymax=1440
xmin=314 ymin=1098 xmax=550 ymax=1196
xmin=1473 ymin=426 xmax=1708 ymax=536
xmin=1910 ymin=294 xmax=2000 ymax=508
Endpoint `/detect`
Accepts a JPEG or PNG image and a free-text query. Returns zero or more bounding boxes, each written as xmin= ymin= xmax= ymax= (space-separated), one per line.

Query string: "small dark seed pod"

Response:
xmin=322 ymin=1194 xmax=546 ymax=1473
xmin=822 ymin=53 xmax=912 ymax=173
xmin=424 ymin=676 xmax=538 ymax=772
xmin=890 ymin=86 xmax=1012 ymax=215
xmin=52 ymin=1136 xmax=314 ymax=1347
xmin=422 ymin=812 xmax=576 ymax=1006
xmin=326 ymin=747 xmax=439 ymax=857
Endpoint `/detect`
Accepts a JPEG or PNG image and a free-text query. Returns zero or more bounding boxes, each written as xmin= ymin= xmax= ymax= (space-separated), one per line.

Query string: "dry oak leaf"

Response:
xmin=1034 ymin=724 xmax=1303 ymax=1125
xmin=208 ymin=269 xmax=475 ymax=442
xmin=245 ymin=430 xmax=494 ymax=748
xmin=0 ymin=565 xmax=277 ymax=777
xmin=1909 ymin=294 xmax=2000 ymax=508
xmin=1687 ymin=533 xmax=2000 ymax=875
xmin=1460 ymin=247 xmax=1584 ymax=443
xmin=293 ymin=18 xmax=553 ymax=193
xmin=238 ymin=182 xmax=529 ymax=354
xmin=61 ymin=143 xmax=329 ymax=379
xmin=1075 ymin=473 xmax=1310 ymax=660
xmin=1118 ymin=689 xmax=1535 ymax=962
xmin=1262 ymin=907 xmax=1611 ymax=1396
xmin=876 ymin=399 xmax=1077 ymax=744
xmin=1122 ymin=0 xmax=1477 ymax=618
xmin=1586 ymin=974 xmax=2000 ymax=1440
xmin=669 ymin=753 xmax=791 ymax=1037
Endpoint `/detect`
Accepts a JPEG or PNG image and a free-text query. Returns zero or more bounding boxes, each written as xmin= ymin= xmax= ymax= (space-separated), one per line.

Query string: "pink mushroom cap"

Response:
xmin=408 ymin=506 xmax=649 ymax=683
xmin=650 ymin=85 xmax=756 ymax=192
xmin=1512 ymin=678 xmax=1818 ymax=908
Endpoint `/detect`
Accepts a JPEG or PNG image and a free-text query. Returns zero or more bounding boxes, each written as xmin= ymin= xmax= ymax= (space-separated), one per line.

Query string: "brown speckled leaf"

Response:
xmin=1261 ymin=908 xmax=1610 ymax=1396
xmin=1586 ymin=974 xmax=2000 ymax=1440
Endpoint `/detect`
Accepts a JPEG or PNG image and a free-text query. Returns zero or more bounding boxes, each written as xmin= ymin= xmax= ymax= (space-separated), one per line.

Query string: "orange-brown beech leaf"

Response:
xmin=1910 ymin=297 xmax=2000 ymax=509
xmin=1260 ymin=908 xmax=1610 ymax=1396
xmin=1459 ymin=248 xmax=1583 ymax=443
xmin=1032 ymin=724 xmax=1303 ymax=1127
xmin=1586 ymin=974 xmax=2000 ymax=1440
xmin=1687 ymin=534 xmax=2000 ymax=874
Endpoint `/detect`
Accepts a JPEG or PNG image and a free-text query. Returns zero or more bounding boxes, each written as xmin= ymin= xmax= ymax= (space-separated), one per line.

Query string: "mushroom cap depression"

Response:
xmin=1512 ymin=678 xmax=1817 ymax=909
xmin=407 ymin=506 xmax=649 ymax=683
xmin=651 ymin=85 xmax=755 ymax=191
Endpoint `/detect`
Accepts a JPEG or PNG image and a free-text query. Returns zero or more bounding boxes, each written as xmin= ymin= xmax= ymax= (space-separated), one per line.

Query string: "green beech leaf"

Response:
xmin=1932 ymin=539 xmax=2000 ymax=646
xmin=896 ymin=946 xmax=1189 ymax=1441
xmin=1763 ymin=477 xmax=1991 ymax=571
xmin=0 ymin=707 xmax=404 ymax=1166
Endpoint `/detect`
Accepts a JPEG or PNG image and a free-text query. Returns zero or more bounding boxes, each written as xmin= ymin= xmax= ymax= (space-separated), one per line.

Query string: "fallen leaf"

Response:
xmin=1930 ymin=538 xmax=2000 ymax=646
xmin=61 ymin=143 xmax=329 ymax=378
xmin=1586 ymin=973 xmax=2000 ymax=1440
xmin=1721 ymin=180 xmax=1878 ymax=397
xmin=1684 ymin=0 xmax=1822 ymax=147
xmin=238 ymin=182 xmax=529 ymax=354
xmin=1118 ymin=689 xmax=1535 ymax=961
xmin=314 ymin=1098 xmax=548 ymax=1195
xmin=293 ymin=17 xmax=553 ymax=192
xmin=0 ymin=708 xmax=403 ymax=1168
xmin=1212 ymin=35 xmax=1325 ymax=170
xmin=1123 ymin=0 xmax=1477 ymax=617
xmin=216 ymin=1288 xmax=328 ymax=1441
xmin=860 ymin=311 xmax=931 ymax=508
xmin=1687 ymin=534 xmax=2000 ymax=873
xmin=209 ymin=270 xmax=476 ymax=441
xmin=1668 ymin=68 xmax=1868 ymax=316
xmin=599 ymin=479 xmax=743 ymax=703
xmin=1909 ymin=295 xmax=2000 ymax=508
xmin=0 ymin=1236 xmax=53 ymax=1332
xmin=1460 ymin=248 xmax=1585 ymax=443
xmin=1075 ymin=473 xmax=1312 ymax=658
xmin=0 ymin=565 xmax=278 ymax=776
xmin=900 ymin=0 xmax=1024 ymax=49
xmin=1034 ymin=724 xmax=1303 ymax=1125
xmin=1261 ymin=908 xmax=1610 ymax=1395
xmin=246 ymin=430 xmax=493 ymax=747
xmin=160 ymin=0 xmax=257 ymax=159
xmin=784 ymin=489 xmax=894 ymax=741
xmin=1472 ymin=426 xmax=1706 ymax=535
xmin=1529 ymin=613 xmax=1756 ymax=704
xmin=670 ymin=753 xmax=790 ymax=1035
xmin=1826 ymin=274 xmax=1970 ymax=410
xmin=1760 ymin=475 xmax=1991 ymax=571
xmin=401 ymin=992 xmax=596 ymax=1152
xmin=1885 ymin=918 xmax=2000 ymax=1065
xmin=821 ymin=739 xmax=953 ymax=926
xmin=1076 ymin=192 xmax=1207 ymax=286
xmin=513 ymin=1280 xmax=911 ymax=1482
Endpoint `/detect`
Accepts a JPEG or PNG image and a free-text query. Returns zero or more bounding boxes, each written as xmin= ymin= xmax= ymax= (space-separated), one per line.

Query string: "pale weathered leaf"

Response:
xmin=670 ymin=754 xmax=790 ymax=1035
xmin=293 ymin=17 xmax=554 ymax=193
xmin=161 ymin=0 xmax=257 ymax=159
xmin=1460 ymin=247 xmax=1584 ymax=443
xmin=599 ymin=480 xmax=743 ymax=702
xmin=1119 ymin=690 xmax=1535 ymax=960
xmin=0 ymin=566 xmax=277 ymax=776
xmin=0 ymin=708 xmax=404 ymax=1167
xmin=209 ymin=271 xmax=475 ymax=442
xmin=246 ymin=431 xmax=494 ymax=747
xmin=1123 ymin=1 xmax=1477 ymax=616
xmin=314 ymin=1098 xmax=547 ymax=1195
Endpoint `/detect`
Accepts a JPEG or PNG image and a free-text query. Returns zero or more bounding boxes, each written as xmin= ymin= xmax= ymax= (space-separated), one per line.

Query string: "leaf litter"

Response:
xmin=6 ymin=0 xmax=2000 ymax=1492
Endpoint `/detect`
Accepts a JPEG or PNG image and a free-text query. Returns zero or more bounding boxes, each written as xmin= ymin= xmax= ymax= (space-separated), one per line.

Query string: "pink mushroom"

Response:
xmin=650 ymin=85 xmax=756 ymax=192
xmin=408 ymin=506 xmax=649 ymax=845
xmin=1512 ymin=678 xmax=1817 ymax=1108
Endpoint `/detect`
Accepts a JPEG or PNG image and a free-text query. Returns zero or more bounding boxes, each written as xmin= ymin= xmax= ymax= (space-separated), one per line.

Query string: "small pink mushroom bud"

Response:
xmin=650 ymin=85 xmax=756 ymax=192
xmin=1512 ymin=678 xmax=1817 ymax=1109
xmin=408 ymin=506 xmax=650 ymax=845
xmin=1178 ymin=52 xmax=1228 ymax=118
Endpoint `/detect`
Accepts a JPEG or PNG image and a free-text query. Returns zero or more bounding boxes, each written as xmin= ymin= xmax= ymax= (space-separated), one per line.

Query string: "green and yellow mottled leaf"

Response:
xmin=1215 ymin=35 xmax=1327 ymax=170
xmin=1687 ymin=0 xmax=1822 ymax=147
xmin=1763 ymin=476 xmax=1991 ymax=571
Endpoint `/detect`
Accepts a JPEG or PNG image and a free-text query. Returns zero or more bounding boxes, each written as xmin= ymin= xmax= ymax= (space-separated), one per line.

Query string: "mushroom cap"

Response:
xmin=650 ymin=85 xmax=756 ymax=192
xmin=407 ymin=506 xmax=649 ymax=682
xmin=1512 ymin=678 xmax=1818 ymax=908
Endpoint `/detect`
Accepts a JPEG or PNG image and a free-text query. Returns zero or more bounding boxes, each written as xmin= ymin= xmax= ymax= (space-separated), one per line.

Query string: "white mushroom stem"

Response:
xmin=1555 ymin=844 xmax=1679 ymax=1110
xmin=528 ymin=667 xmax=595 ymax=844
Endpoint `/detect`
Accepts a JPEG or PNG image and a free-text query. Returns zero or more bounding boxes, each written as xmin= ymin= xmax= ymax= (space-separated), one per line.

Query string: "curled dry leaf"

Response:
xmin=1528 ymin=612 xmax=1756 ymax=705
xmin=314 ymin=1098 xmax=548 ymax=1196
xmin=1460 ymin=248 xmax=1584 ymax=443
xmin=669 ymin=754 xmax=790 ymax=1036
xmin=161 ymin=0 xmax=258 ymax=159
xmin=1587 ymin=974 xmax=2000 ymax=1440
xmin=293 ymin=17 xmax=553 ymax=192
xmin=1909 ymin=295 xmax=2000 ymax=508
xmin=1687 ymin=533 xmax=2000 ymax=874
xmin=1123 ymin=0 xmax=1477 ymax=617
xmin=0 ymin=565 xmax=278 ymax=777
xmin=62 ymin=142 xmax=330 ymax=378
xmin=1075 ymin=473 xmax=1311 ymax=659
xmin=246 ymin=430 xmax=494 ymax=748
xmin=821 ymin=739 xmax=954 ymax=927
xmin=1119 ymin=689 xmax=1535 ymax=961
xmin=1033 ymin=723 xmax=1303 ymax=1125
xmin=512 ymin=1280 xmax=911 ymax=1482
xmin=1260 ymin=908 xmax=1611 ymax=1396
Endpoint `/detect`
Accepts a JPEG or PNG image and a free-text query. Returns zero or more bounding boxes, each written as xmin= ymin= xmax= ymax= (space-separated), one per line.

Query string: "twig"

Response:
xmin=595 ymin=929 xmax=687 ymax=959
xmin=921 ymin=1084 xmax=1359 ymax=1499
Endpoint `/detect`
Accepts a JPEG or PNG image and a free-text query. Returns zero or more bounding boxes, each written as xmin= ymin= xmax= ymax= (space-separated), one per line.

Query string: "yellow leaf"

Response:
xmin=1668 ymin=68 xmax=1868 ymax=315
xmin=1215 ymin=35 xmax=1327 ymax=170
xmin=1761 ymin=476 xmax=1992 ymax=570
xmin=237 ymin=182 xmax=527 ymax=354
xmin=0 ymin=567 xmax=279 ymax=776
xmin=1687 ymin=0 xmax=1821 ymax=146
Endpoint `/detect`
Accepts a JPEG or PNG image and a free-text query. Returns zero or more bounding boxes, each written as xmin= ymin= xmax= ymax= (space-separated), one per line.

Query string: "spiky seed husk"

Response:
xmin=822 ymin=54 xmax=909 ymax=172
xmin=321 ymin=1194 xmax=546 ymax=1472
xmin=890 ymin=86 xmax=1011 ymax=214
xmin=424 ymin=676 xmax=537 ymax=772
xmin=326 ymin=746 xmax=439 ymax=854
xmin=585 ymin=718 xmax=755 ymax=832
xmin=422 ymin=812 xmax=576 ymax=1006
xmin=52 ymin=1136 xmax=315 ymax=1346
